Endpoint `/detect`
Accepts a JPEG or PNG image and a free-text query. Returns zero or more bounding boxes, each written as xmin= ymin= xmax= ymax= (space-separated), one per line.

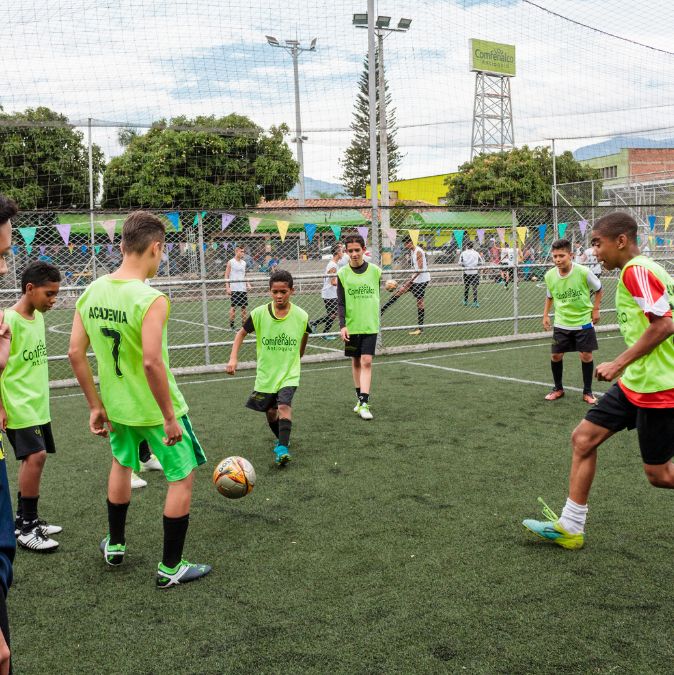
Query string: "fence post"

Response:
xmin=512 ymin=209 xmax=519 ymax=336
xmin=197 ymin=213 xmax=211 ymax=365
xmin=87 ymin=118 xmax=97 ymax=278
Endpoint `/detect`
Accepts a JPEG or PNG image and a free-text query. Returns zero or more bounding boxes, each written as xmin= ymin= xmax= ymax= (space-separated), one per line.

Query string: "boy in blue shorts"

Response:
xmin=69 ymin=211 xmax=211 ymax=588
xmin=226 ymin=270 xmax=310 ymax=466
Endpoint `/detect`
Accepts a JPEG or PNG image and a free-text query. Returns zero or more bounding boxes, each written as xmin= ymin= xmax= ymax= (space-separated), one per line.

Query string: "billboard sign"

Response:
xmin=469 ymin=39 xmax=516 ymax=77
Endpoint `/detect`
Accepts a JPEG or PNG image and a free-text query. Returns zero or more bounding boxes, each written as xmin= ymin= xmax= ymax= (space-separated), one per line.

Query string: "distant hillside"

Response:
xmin=574 ymin=136 xmax=674 ymax=161
xmin=288 ymin=177 xmax=347 ymax=199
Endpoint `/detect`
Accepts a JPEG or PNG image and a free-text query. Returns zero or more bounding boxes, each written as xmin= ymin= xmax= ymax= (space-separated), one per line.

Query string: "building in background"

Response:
xmin=366 ymin=173 xmax=456 ymax=206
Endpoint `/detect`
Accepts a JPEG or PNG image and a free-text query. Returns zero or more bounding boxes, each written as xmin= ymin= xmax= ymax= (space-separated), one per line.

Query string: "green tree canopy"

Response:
xmin=102 ymin=114 xmax=299 ymax=209
xmin=0 ymin=106 xmax=104 ymax=209
xmin=445 ymin=145 xmax=600 ymax=207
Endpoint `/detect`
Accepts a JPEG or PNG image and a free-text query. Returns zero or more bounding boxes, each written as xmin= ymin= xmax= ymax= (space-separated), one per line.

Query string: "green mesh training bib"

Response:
xmin=544 ymin=263 xmax=593 ymax=328
xmin=337 ymin=263 xmax=382 ymax=334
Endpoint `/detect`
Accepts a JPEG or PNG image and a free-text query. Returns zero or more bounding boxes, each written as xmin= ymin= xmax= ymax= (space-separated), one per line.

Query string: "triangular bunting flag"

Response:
xmin=221 ymin=213 xmax=235 ymax=231
xmin=249 ymin=217 xmax=262 ymax=233
xmin=330 ymin=225 xmax=341 ymax=240
xmin=277 ymin=220 xmax=290 ymax=243
xmin=304 ymin=223 xmax=317 ymax=244
xmin=166 ymin=243 xmax=174 ymax=252
xmin=538 ymin=224 xmax=547 ymax=242
xmin=579 ymin=220 xmax=588 ymax=235
xmin=357 ymin=227 xmax=369 ymax=244
xmin=648 ymin=215 xmax=656 ymax=231
xmin=453 ymin=230 xmax=464 ymax=248
xmin=558 ymin=222 xmax=568 ymax=238
xmin=383 ymin=227 xmax=397 ymax=246
xmin=166 ymin=212 xmax=180 ymax=231
xmin=407 ymin=229 xmax=420 ymax=248
xmin=193 ymin=211 xmax=208 ymax=227
xmin=496 ymin=228 xmax=506 ymax=244
xmin=101 ymin=219 xmax=116 ymax=242
xmin=56 ymin=223 xmax=71 ymax=245
xmin=39 ymin=245 xmax=46 ymax=255
xmin=476 ymin=229 xmax=485 ymax=244
xmin=10 ymin=246 xmax=17 ymax=255
xmin=68 ymin=244 xmax=74 ymax=254
xmin=665 ymin=215 xmax=672 ymax=231
xmin=94 ymin=245 xmax=101 ymax=254
xmin=211 ymin=242 xmax=218 ymax=250
xmin=25 ymin=245 xmax=33 ymax=255
xmin=516 ymin=226 xmax=527 ymax=245
xmin=107 ymin=244 xmax=113 ymax=254
xmin=19 ymin=227 xmax=37 ymax=246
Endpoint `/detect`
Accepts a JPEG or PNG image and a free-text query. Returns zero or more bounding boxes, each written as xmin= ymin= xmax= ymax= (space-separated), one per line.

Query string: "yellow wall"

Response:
xmin=366 ymin=173 xmax=454 ymax=205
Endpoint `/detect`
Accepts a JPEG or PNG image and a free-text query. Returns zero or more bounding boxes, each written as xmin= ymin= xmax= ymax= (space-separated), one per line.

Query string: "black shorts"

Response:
xmin=6 ymin=423 xmax=56 ymax=460
xmin=322 ymin=298 xmax=338 ymax=314
xmin=585 ymin=383 xmax=674 ymax=465
xmin=411 ymin=282 xmax=428 ymax=300
xmin=230 ymin=291 xmax=248 ymax=308
xmin=463 ymin=273 xmax=480 ymax=286
xmin=551 ymin=326 xmax=598 ymax=354
xmin=344 ymin=333 xmax=377 ymax=358
xmin=245 ymin=386 xmax=297 ymax=412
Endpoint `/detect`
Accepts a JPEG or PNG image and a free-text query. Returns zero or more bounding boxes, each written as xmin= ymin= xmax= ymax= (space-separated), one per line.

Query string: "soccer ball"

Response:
xmin=213 ymin=456 xmax=256 ymax=499
xmin=385 ymin=279 xmax=398 ymax=292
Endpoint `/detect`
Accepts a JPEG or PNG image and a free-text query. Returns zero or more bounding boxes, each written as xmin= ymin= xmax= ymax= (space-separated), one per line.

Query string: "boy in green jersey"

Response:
xmin=523 ymin=213 xmax=674 ymax=550
xmin=0 ymin=262 xmax=61 ymax=552
xmin=337 ymin=233 xmax=382 ymax=421
xmin=226 ymin=270 xmax=310 ymax=466
xmin=543 ymin=239 xmax=603 ymax=404
xmin=69 ymin=211 xmax=211 ymax=588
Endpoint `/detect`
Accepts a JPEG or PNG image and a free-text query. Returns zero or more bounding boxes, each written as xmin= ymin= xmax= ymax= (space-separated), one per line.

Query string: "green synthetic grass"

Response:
xmin=9 ymin=333 xmax=674 ymax=673
xmin=43 ymin=275 xmax=620 ymax=380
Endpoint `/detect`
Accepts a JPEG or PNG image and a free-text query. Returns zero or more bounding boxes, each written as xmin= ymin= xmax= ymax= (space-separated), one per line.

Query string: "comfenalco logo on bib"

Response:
xmin=555 ymin=288 xmax=584 ymax=300
xmin=347 ymin=284 xmax=376 ymax=297
xmin=261 ymin=333 xmax=298 ymax=352
xmin=23 ymin=339 xmax=47 ymax=367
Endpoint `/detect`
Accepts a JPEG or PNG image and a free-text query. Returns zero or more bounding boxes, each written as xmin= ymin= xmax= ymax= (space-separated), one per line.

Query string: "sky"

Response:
xmin=2 ymin=0 xmax=674 ymax=186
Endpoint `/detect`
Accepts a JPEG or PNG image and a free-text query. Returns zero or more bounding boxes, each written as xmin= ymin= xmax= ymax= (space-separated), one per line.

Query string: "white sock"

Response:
xmin=558 ymin=498 xmax=588 ymax=534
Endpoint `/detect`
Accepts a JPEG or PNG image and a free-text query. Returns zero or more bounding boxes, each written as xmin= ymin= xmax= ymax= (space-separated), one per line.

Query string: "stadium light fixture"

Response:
xmin=397 ymin=18 xmax=412 ymax=31
xmin=352 ymin=13 xmax=368 ymax=27
xmin=310 ymin=37 xmax=317 ymax=50
xmin=265 ymin=35 xmax=279 ymax=46
xmin=376 ymin=16 xmax=391 ymax=28
xmin=285 ymin=39 xmax=300 ymax=46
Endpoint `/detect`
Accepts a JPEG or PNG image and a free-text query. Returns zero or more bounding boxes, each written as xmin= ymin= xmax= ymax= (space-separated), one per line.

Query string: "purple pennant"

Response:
xmin=221 ymin=213 xmax=235 ymax=230
xmin=579 ymin=220 xmax=588 ymax=235
xmin=166 ymin=243 xmax=174 ymax=252
xmin=476 ymin=229 xmax=485 ymax=244
xmin=56 ymin=223 xmax=71 ymax=245
xmin=39 ymin=245 xmax=46 ymax=255
xmin=357 ymin=227 xmax=368 ymax=244
xmin=107 ymin=244 xmax=113 ymax=254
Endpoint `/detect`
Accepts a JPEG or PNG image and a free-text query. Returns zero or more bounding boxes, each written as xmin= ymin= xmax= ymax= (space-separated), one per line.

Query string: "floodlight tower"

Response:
xmin=353 ymin=14 xmax=411 ymax=242
xmin=469 ymin=39 xmax=516 ymax=159
xmin=266 ymin=35 xmax=317 ymax=207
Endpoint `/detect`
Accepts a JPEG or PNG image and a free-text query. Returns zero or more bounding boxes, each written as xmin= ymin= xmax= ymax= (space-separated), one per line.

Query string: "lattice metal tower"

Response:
xmin=471 ymin=72 xmax=514 ymax=159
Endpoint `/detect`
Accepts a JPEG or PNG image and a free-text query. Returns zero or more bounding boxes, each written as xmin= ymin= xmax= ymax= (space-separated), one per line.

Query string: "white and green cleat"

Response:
xmin=156 ymin=559 xmax=212 ymax=589
xmin=522 ymin=498 xmax=584 ymax=550
xmin=358 ymin=403 xmax=373 ymax=420
xmin=353 ymin=400 xmax=361 ymax=414
xmin=100 ymin=535 xmax=126 ymax=566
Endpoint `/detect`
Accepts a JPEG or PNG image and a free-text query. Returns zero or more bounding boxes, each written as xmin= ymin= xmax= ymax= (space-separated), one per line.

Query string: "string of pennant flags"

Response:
xmin=9 ymin=213 xmax=674 ymax=255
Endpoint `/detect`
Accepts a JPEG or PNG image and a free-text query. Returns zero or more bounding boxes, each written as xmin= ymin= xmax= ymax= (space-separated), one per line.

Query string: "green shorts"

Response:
xmin=109 ymin=415 xmax=207 ymax=482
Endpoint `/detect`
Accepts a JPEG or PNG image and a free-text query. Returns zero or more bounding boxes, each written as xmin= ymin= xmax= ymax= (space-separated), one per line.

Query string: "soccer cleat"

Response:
xmin=156 ymin=559 xmax=212 ymax=589
xmin=408 ymin=329 xmax=423 ymax=336
xmin=17 ymin=522 xmax=59 ymax=552
xmin=471 ymin=302 xmax=480 ymax=308
xmin=274 ymin=445 xmax=292 ymax=466
xmin=359 ymin=403 xmax=373 ymax=420
xmin=140 ymin=454 xmax=163 ymax=472
xmin=15 ymin=515 xmax=62 ymax=536
xmin=131 ymin=472 xmax=148 ymax=489
xmin=544 ymin=389 xmax=565 ymax=401
xmin=583 ymin=393 xmax=598 ymax=405
xmin=100 ymin=535 xmax=126 ymax=566
xmin=462 ymin=300 xmax=468 ymax=306
xmin=353 ymin=401 xmax=361 ymax=414
xmin=522 ymin=498 xmax=584 ymax=550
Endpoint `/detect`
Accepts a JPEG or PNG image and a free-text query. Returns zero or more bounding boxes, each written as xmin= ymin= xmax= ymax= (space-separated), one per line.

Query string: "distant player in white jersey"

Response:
xmin=581 ymin=245 xmax=602 ymax=278
xmin=310 ymin=243 xmax=341 ymax=340
xmin=380 ymin=235 xmax=430 ymax=336
xmin=458 ymin=241 xmax=484 ymax=307
xmin=225 ymin=245 xmax=251 ymax=330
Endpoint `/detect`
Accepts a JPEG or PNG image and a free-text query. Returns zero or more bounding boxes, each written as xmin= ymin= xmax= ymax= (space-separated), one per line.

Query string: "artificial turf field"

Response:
xmin=9 ymin=330 xmax=674 ymax=673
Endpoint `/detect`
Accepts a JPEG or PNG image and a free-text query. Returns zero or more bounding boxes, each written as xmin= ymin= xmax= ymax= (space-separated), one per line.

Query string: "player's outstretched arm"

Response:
xmin=142 ymin=296 xmax=181 ymax=445
xmin=543 ymin=296 xmax=553 ymax=331
xmin=596 ymin=314 xmax=674 ymax=381
xmin=68 ymin=312 xmax=112 ymax=437
xmin=225 ymin=328 xmax=248 ymax=374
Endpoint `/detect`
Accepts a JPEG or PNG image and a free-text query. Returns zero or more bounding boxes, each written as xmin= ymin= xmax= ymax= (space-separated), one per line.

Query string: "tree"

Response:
xmin=314 ymin=190 xmax=344 ymax=199
xmin=445 ymin=146 xmax=601 ymax=207
xmin=0 ymin=106 xmax=105 ymax=209
xmin=102 ymin=114 xmax=298 ymax=209
xmin=340 ymin=52 xmax=402 ymax=198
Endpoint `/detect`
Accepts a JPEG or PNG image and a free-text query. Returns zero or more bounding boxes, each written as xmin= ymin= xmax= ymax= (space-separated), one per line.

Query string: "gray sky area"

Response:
xmin=3 ymin=0 xmax=674 ymax=182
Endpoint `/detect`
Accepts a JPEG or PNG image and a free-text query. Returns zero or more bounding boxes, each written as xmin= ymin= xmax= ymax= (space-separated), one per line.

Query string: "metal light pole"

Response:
xmin=354 ymin=14 xmax=411 ymax=260
xmin=266 ymin=35 xmax=317 ymax=208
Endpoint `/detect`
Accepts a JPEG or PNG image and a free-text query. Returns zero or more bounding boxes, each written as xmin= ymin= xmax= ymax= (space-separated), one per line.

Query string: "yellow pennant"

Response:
xmin=407 ymin=229 xmax=420 ymax=248
xmin=277 ymin=220 xmax=290 ymax=242
xmin=516 ymin=226 xmax=527 ymax=245
xmin=665 ymin=215 xmax=672 ymax=231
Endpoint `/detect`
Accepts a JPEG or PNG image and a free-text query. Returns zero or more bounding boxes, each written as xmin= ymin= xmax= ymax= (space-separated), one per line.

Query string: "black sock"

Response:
xmin=359 ymin=392 xmax=370 ymax=404
xmin=355 ymin=387 xmax=361 ymax=399
xmin=582 ymin=360 xmax=594 ymax=393
xmin=464 ymin=286 xmax=469 ymax=303
xmin=381 ymin=296 xmax=399 ymax=314
xmin=551 ymin=360 xmax=563 ymax=390
xmin=139 ymin=440 xmax=151 ymax=464
xmin=324 ymin=319 xmax=334 ymax=333
xmin=417 ymin=307 xmax=425 ymax=328
xmin=16 ymin=491 xmax=21 ymax=520
xmin=278 ymin=419 xmax=292 ymax=447
xmin=107 ymin=499 xmax=130 ymax=546
xmin=162 ymin=513 xmax=189 ymax=569
xmin=21 ymin=496 xmax=38 ymax=525
xmin=268 ymin=418 xmax=280 ymax=438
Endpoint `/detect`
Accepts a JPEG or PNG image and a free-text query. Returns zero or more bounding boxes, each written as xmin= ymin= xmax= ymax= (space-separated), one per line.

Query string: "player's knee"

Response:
xmin=25 ymin=451 xmax=47 ymax=468
xmin=360 ymin=356 xmax=373 ymax=369
xmin=571 ymin=425 xmax=596 ymax=458
xmin=643 ymin=463 xmax=674 ymax=488
xmin=579 ymin=352 xmax=593 ymax=363
xmin=277 ymin=404 xmax=291 ymax=419
xmin=551 ymin=353 xmax=564 ymax=362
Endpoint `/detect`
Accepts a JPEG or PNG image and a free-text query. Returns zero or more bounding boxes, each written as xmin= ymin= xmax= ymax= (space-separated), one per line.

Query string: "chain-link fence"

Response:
xmin=6 ymin=205 xmax=672 ymax=385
